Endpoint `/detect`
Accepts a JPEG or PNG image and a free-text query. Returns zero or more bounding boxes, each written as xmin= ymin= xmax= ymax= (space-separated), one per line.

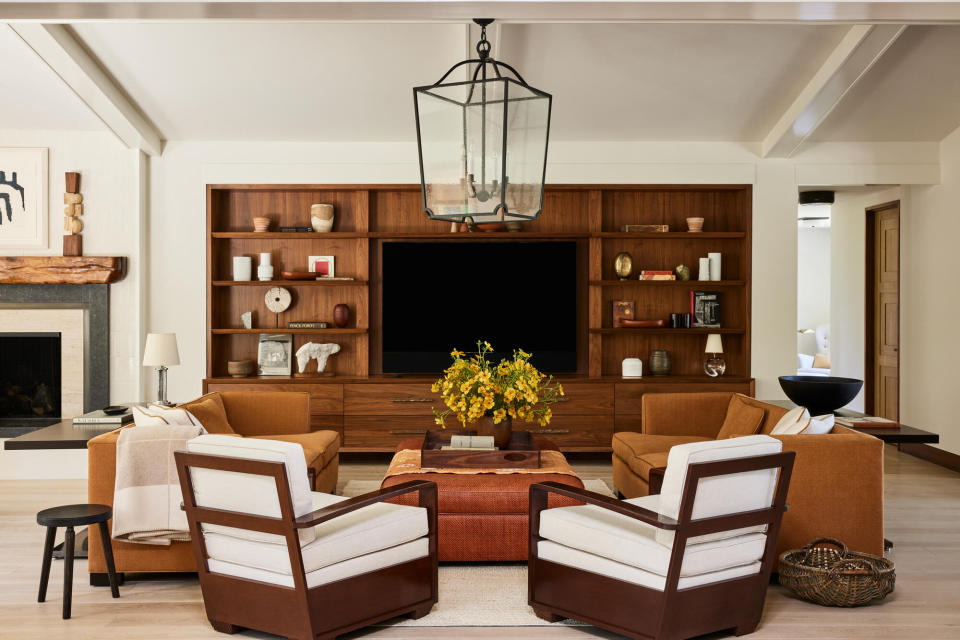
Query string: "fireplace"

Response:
xmin=0 ymin=332 xmax=62 ymax=433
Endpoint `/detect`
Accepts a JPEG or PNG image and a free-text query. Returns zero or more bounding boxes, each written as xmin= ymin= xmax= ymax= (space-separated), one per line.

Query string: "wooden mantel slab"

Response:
xmin=0 ymin=256 xmax=127 ymax=284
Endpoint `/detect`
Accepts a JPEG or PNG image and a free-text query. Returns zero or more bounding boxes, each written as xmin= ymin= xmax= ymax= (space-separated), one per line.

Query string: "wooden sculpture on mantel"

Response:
xmin=63 ymin=172 xmax=83 ymax=256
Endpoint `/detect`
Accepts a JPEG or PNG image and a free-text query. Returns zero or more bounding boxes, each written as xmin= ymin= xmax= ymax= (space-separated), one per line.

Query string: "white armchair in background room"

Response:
xmin=174 ymin=435 xmax=438 ymax=639
xmin=798 ymin=323 xmax=831 ymax=376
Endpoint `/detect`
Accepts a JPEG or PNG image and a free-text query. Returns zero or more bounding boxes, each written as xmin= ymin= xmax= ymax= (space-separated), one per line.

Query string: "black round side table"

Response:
xmin=37 ymin=504 xmax=119 ymax=619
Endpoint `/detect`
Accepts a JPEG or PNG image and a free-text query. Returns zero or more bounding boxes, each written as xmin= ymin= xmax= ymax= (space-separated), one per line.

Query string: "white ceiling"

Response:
xmin=811 ymin=26 xmax=960 ymax=142
xmin=72 ymin=22 xmax=464 ymax=141
xmin=0 ymin=26 xmax=103 ymax=131
xmin=5 ymin=21 xmax=960 ymax=146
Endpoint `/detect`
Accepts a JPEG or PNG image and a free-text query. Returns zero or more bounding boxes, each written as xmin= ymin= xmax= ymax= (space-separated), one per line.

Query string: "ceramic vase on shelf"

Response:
xmin=333 ymin=303 xmax=350 ymax=328
xmin=649 ymin=349 xmax=671 ymax=376
xmin=233 ymin=256 xmax=252 ymax=281
xmin=614 ymin=251 xmax=634 ymax=280
xmin=257 ymin=252 xmax=274 ymax=281
xmin=686 ymin=217 xmax=704 ymax=232
xmin=698 ymin=257 xmax=711 ymax=281
xmin=708 ymin=252 xmax=722 ymax=281
xmin=252 ymin=216 xmax=270 ymax=232
xmin=311 ymin=204 xmax=335 ymax=232
xmin=476 ymin=415 xmax=512 ymax=449
xmin=622 ymin=357 xmax=643 ymax=378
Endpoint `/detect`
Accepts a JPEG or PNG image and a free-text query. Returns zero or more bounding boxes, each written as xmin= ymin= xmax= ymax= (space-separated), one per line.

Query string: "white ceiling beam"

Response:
xmin=9 ymin=23 xmax=163 ymax=156
xmin=761 ymin=24 xmax=906 ymax=158
xmin=3 ymin=2 xmax=960 ymax=24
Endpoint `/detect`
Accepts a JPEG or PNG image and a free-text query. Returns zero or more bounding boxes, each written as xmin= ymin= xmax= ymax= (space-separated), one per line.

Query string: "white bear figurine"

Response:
xmin=295 ymin=342 xmax=341 ymax=374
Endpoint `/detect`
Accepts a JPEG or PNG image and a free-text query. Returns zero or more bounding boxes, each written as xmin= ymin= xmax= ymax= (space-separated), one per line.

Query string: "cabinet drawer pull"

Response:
xmin=390 ymin=398 xmax=434 ymax=403
xmin=533 ymin=429 xmax=570 ymax=435
xmin=389 ymin=429 xmax=428 ymax=435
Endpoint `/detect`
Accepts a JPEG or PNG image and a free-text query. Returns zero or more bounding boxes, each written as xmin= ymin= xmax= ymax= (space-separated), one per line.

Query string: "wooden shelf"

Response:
xmin=592 ymin=232 xmax=746 ymax=239
xmin=211 ymin=232 xmax=368 ymax=239
xmin=369 ymin=232 xmax=587 ymax=239
xmin=211 ymin=328 xmax=368 ymax=335
xmin=212 ymin=280 xmax=368 ymax=287
xmin=590 ymin=280 xmax=745 ymax=287
xmin=589 ymin=328 xmax=745 ymax=335
xmin=0 ymin=256 xmax=127 ymax=284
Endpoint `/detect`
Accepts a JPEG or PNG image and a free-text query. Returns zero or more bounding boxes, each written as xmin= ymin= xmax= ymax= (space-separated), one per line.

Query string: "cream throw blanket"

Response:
xmin=112 ymin=423 xmax=203 ymax=545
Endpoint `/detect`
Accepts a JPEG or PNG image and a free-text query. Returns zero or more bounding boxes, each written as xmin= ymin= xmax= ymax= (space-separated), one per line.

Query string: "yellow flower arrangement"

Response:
xmin=431 ymin=340 xmax=564 ymax=428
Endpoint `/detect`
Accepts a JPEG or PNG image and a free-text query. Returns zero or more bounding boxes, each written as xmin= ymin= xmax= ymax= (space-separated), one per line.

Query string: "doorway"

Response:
xmin=865 ymin=201 xmax=900 ymax=420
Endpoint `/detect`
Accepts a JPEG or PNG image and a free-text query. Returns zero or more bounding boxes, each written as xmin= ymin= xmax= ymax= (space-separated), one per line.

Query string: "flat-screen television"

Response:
xmin=382 ymin=241 xmax=578 ymax=374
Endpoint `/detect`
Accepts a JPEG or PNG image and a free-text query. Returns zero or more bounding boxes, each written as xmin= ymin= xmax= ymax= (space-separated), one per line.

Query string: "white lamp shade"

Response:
xmin=705 ymin=334 xmax=724 ymax=354
xmin=143 ymin=333 xmax=180 ymax=367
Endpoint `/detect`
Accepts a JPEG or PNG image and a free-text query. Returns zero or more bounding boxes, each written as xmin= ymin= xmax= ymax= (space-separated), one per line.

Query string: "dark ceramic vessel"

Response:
xmin=778 ymin=375 xmax=864 ymax=415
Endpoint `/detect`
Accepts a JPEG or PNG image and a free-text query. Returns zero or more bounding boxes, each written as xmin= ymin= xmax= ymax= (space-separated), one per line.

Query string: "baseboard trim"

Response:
xmin=900 ymin=443 xmax=960 ymax=473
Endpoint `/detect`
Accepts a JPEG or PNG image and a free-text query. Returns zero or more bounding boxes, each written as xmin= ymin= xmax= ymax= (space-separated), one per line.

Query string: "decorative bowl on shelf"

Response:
xmin=477 ymin=223 xmax=508 ymax=232
xmin=281 ymin=271 xmax=316 ymax=280
xmin=227 ymin=360 xmax=256 ymax=378
xmin=252 ymin=216 xmax=271 ymax=232
xmin=618 ymin=318 xmax=667 ymax=328
xmin=778 ymin=376 xmax=863 ymax=415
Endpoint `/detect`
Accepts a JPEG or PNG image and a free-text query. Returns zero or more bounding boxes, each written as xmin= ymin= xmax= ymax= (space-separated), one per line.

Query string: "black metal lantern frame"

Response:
xmin=414 ymin=19 xmax=552 ymax=223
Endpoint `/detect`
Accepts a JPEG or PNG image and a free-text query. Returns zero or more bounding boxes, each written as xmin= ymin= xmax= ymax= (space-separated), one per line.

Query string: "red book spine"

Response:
xmin=640 ymin=270 xmax=674 ymax=275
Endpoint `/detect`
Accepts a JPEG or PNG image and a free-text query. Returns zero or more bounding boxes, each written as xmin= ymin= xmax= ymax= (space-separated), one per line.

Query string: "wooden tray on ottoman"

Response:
xmin=421 ymin=429 xmax=542 ymax=469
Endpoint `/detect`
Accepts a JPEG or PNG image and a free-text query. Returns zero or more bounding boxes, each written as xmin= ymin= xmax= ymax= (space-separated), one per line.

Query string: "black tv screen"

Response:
xmin=381 ymin=241 xmax=578 ymax=374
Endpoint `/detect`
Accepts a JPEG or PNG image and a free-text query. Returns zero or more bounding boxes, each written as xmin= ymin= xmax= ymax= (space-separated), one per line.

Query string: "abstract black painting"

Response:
xmin=0 ymin=147 xmax=48 ymax=249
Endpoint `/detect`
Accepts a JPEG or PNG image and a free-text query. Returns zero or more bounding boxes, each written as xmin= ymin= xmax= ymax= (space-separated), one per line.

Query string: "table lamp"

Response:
xmin=143 ymin=333 xmax=180 ymax=406
xmin=704 ymin=333 xmax=726 ymax=377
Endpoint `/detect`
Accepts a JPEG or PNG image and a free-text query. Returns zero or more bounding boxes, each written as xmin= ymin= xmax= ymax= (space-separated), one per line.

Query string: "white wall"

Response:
xmin=797 ymin=225 xmax=830 ymax=354
xmin=902 ymin=125 xmax=960 ymax=456
xmin=0 ymin=129 xmax=144 ymax=403
xmin=828 ymin=186 xmax=903 ymax=412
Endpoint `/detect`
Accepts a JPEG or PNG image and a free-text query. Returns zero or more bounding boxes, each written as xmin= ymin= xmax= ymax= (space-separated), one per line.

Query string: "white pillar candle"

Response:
xmin=259 ymin=252 xmax=272 ymax=267
xmin=233 ymin=256 xmax=252 ymax=281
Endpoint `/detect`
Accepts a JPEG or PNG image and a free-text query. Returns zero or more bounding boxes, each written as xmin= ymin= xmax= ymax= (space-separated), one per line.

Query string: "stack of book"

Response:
xmin=639 ymin=270 xmax=676 ymax=281
xmin=72 ymin=407 xmax=134 ymax=427
xmin=835 ymin=416 xmax=900 ymax=428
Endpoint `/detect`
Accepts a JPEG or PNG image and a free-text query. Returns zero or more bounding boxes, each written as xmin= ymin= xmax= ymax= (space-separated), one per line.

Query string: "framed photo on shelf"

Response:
xmin=257 ymin=333 xmax=293 ymax=375
xmin=0 ymin=147 xmax=48 ymax=249
xmin=308 ymin=255 xmax=335 ymax=277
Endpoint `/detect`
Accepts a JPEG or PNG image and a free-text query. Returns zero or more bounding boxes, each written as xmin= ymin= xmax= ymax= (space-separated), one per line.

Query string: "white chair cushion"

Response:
xmin=203 ymin=491 xmax=429 ymax=575
xmin=539 ymin=499 xmax=767 ymax=577
xmin=208 ymin=537 xmax=429 ymax=588
xmin=185 ymin=435 xmax=316 ymax=545
xmin=656 ymin=435 xmax=782 ymax=546
xmin=537 ymin=541 xmax=761 ymax=591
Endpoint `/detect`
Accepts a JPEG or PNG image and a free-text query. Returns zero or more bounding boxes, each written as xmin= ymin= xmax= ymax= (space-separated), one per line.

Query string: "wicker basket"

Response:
xmin=779 ymin=538 xmax=895 ymax=607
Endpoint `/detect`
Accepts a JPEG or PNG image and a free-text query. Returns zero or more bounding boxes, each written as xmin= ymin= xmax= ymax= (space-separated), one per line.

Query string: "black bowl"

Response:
xmin=778 ymin=376 xmax=863 ymax=415
xmin=102 ymin=405 xmax=129 ymax=416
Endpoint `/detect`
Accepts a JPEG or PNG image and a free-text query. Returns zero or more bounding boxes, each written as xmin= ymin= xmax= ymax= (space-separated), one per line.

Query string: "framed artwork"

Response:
xmin=257 ymin=333 xmax=293 ymax=376
xmin=0 ymin=148 xmax=48 ymax=249
xmin=308 ymin=255 xmax=335 ymax=277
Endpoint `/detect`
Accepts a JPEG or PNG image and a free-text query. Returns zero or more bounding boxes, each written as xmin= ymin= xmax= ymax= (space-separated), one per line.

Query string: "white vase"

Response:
xmin=698 ymin=257 xmax=711 ymax=281
xmin=622 ymin=358 xmax=643 ymax=378
xmin=233 ymin=256 xmax=252 ymax=281
xmin=259 ymin=252 xmax=272 ymax=267
xmin=311 ymin=204 xmax=335 ymax=232
xmin=257 ymin=265 xmax=274 ymax=281
xmin=708 ymin=252 xmax=722 ymax=281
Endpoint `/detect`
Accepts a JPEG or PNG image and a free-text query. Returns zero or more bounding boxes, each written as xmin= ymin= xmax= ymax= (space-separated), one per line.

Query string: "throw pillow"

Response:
xmin=715 ymin=395 xmax=766 ymax=439
xmin=132 ymin=404 xmax=202 ymax=428
xmin=770 ymin=406 xmax=811 ymax=435
xmin=179 ymin=393 xmax=234 ymax=435
xmin=812 ymin=353 xmax=831 ymax=369
xmin=802 ymin=414 xmax=836 ymax=435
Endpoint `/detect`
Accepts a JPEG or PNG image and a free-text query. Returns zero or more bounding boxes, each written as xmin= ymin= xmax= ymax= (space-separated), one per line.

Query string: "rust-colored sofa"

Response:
xmin=86 ymin=391 xmax=340 ymax=583
xmin=612 ymin=392 xmax=884 ymax=561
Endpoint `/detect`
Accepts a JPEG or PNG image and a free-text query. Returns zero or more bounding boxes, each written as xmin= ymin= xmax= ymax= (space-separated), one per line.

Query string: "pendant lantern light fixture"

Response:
xmin=413 ymin=18 xmax=552 ymax=223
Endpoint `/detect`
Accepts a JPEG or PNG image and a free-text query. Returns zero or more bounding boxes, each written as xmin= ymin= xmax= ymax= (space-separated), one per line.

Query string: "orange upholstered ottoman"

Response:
xmin=381 ymin=438 xmax=584 ymax=562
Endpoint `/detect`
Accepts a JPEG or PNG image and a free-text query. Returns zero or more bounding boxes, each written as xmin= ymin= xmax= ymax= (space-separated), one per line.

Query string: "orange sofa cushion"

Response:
xmin=716 ymin=394 xmax=765 ymax=439
xmin=179 ymin=393 xmax=234 ymax=434
xmin=612 ymin=433 xmax=709 ymax=479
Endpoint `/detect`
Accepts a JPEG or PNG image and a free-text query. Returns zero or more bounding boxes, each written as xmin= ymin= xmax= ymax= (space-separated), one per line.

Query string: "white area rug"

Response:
xmin=341 ymin=479 xmax=613 ymax=628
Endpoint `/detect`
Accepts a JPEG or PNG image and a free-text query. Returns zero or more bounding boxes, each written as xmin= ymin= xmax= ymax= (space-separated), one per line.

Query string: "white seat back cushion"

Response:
xmin=769 ymin=406 xmax=810 ymax=435
xmin=655 ymin=435 xmax=782 ymax=546
xmin=185 ymin=435 xmax=316 ymax=545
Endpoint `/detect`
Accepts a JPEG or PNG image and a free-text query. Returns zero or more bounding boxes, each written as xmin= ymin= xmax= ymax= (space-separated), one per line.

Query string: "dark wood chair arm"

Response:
xmin=530 ymin=481 xmax=678 ymax=530
xmin=295 ymin=479 xmax=437 ymax=528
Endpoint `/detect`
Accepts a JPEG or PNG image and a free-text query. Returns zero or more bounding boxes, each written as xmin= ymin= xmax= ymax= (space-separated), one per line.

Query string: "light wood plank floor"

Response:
xmin=0 ymin=446 xmax=957 ymax=639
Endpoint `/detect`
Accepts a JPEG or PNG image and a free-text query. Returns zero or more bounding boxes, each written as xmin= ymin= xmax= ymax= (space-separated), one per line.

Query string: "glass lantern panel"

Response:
xmin=463 ymin=79 xmax=506 ymax=221
xmin=415 ymin=85 xmax=470 ymax=219
xmin=504 ymin=85 xmax=550 ymax=219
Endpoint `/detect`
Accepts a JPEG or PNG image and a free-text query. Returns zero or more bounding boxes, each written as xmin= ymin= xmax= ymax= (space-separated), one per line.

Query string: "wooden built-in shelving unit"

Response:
xmin=205 ymin=184 xmax=752 ymax=452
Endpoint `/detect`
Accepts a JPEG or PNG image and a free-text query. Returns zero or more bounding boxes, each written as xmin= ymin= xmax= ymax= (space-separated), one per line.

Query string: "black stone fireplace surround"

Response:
xmin=0 ymin=284 xmax=110 ymax=429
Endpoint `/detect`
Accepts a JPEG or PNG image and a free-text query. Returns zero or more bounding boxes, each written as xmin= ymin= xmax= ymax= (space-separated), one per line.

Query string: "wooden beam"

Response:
xmin=8 ymin=23 xmax=163 ymax=157
xmin=761 ymin=24 xmax=906 ymax=158
xmin=0 ymin=256 xmax=127 ymax=284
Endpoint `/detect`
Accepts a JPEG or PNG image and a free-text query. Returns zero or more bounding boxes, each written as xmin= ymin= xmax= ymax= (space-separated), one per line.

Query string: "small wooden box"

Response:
xmin=420 ymin=429 xmax=542 ymax=469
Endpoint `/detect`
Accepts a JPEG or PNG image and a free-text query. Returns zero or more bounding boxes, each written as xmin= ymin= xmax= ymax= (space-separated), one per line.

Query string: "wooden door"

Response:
xmin=867 ymin=203 xmax=900 ymax=420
